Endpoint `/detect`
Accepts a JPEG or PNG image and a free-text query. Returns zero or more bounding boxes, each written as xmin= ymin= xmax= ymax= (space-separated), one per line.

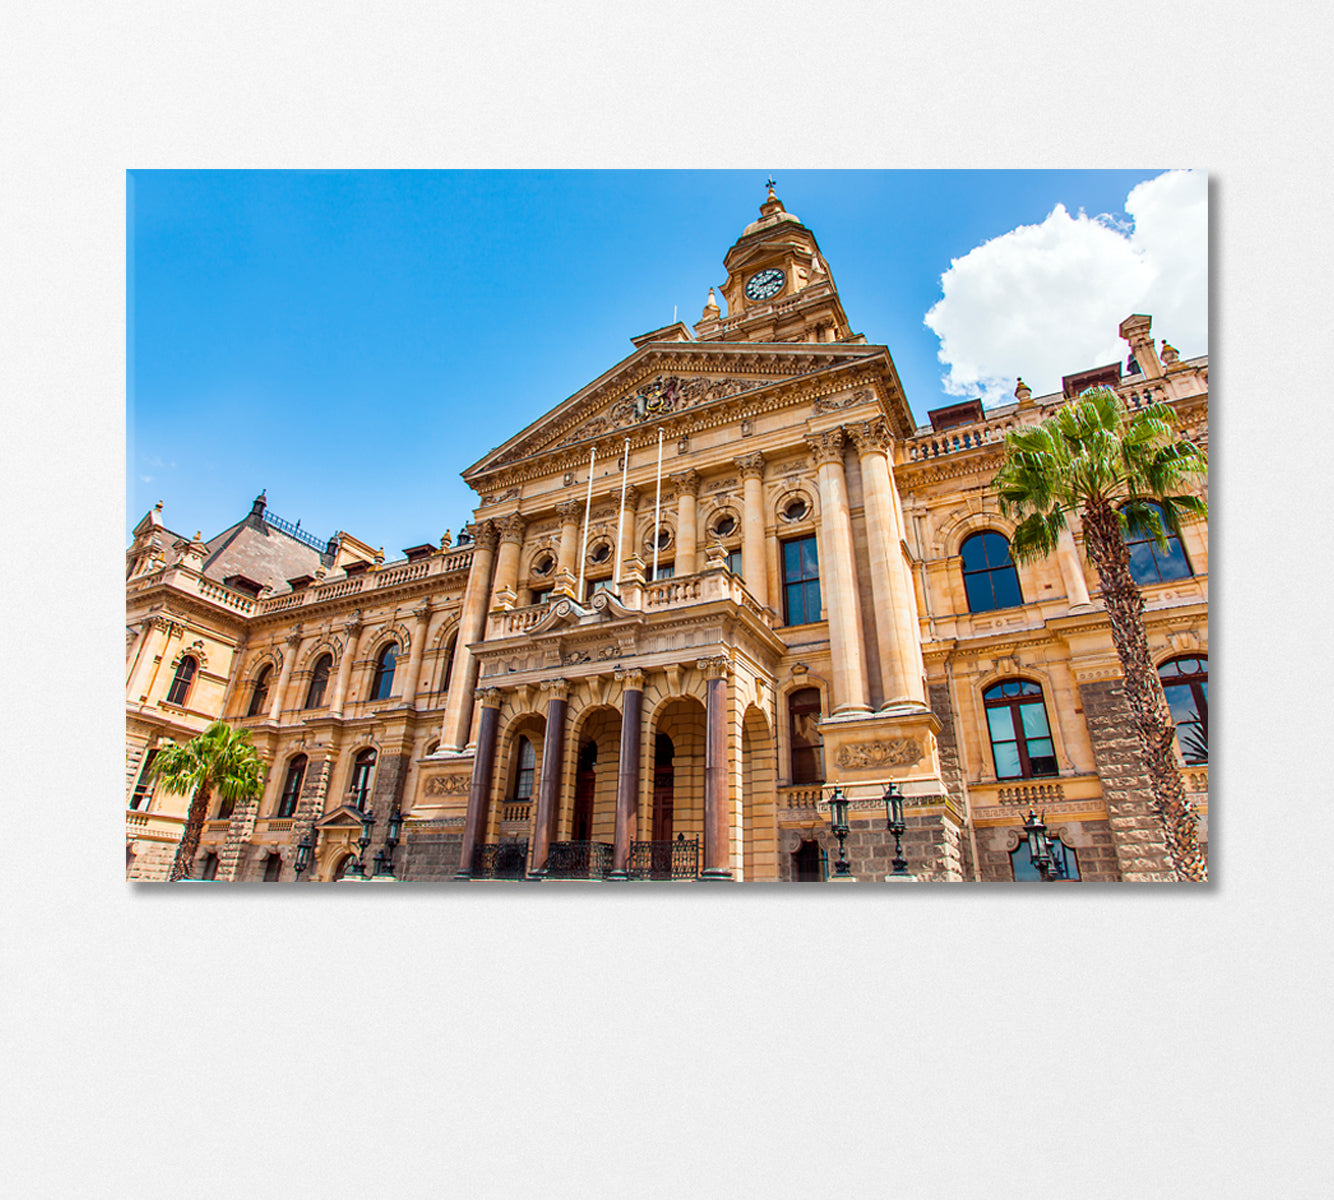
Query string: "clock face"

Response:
xmin=744 ymin=267 xmax=785 ymax=301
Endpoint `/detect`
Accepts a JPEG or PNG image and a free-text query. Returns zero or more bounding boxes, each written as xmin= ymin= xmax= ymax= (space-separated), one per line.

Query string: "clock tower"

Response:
xmin=694 ymin=181 xmax=855 ymax=345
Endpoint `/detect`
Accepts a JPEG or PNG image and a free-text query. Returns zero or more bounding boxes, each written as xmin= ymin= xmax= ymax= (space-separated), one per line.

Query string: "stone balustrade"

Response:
xmin=253 ymin=545 xmax=476 ymax=614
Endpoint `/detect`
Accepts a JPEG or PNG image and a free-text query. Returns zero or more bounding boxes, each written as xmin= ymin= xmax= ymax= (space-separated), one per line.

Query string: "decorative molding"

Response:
xmin=424 ymin=774 xmax=471 ymax=797
xmin=814 ymin=387 xmax=872 ymax=414
xmin=834 ymin=738 xmax=922 ymax=770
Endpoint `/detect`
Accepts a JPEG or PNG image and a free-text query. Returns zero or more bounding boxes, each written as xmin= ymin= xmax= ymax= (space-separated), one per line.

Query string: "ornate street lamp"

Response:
xmin=1023 ymin=809 xmax=1069 ymax=882
xmin=379 ymin=805 xmax=404 ymax=878
xmin=372 ymin=849 xmax=390 ymax=877
xmin=293 ymin=833 xmax=313 ymax=881
xmin=882 ymin=782 xmax=909 ymax=876
xmin=826 ymin=786 xmax=853 ymax=880
xmin=344 ymin=808 xmax=375 ymax=879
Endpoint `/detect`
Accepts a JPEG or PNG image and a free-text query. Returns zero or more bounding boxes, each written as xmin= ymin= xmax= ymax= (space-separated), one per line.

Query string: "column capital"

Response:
xmin=556 ymin=500 xmax=584 ymax=521
xmin=472 ymin=520 xmax=499 ymax=551
xmin=613 ymin=666 xmax=645 ymax=690
xmin=610 ymin=483 xmax=640 ymax=509
xmin=411 ymin=601 xmax=433 ymax=623
xmin=696 ymin=655 xmax=732 ymax=680
xmin=846 ymin=417 xmax=893 ymax=456
xmin=498 ymin=513 xmax=527 ymax=546
xmin=806 ymin=428 xmax=846 ymax=465
xmin=734 ymin=451 xmax=766 ymax=480
xmin=343 ymin=609 xmax=364 ymax=634
xmin=671 ymin=469 xmax=701 ymax=497
xmin=541 ymin=677 xmax=571 ymax=700
xmin=284 ymin=625 xmax=304 ymax=646
xmin=475 ymin=686 xmax=506 ymax=709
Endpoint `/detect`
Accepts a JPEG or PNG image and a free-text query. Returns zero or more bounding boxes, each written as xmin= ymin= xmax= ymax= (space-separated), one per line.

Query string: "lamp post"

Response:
xmin=882 ymin=782 xmax=909 ymax=876
xmin=344 ymin=808 xmax=375 ymax=879
xmin=383 ymin=805 xmax=403 ymax=875
xmin=826 ymin=786 xmax=854 ymax=881
xmin=293 ymin=832 xmax=313 ymax=882
xmin=1022 ymin=809 xmax=1069 ymax=882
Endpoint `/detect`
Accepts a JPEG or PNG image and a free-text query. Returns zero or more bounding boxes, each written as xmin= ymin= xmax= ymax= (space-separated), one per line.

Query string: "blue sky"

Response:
xmin=128 ymin=169 xmax=1206 ymax=557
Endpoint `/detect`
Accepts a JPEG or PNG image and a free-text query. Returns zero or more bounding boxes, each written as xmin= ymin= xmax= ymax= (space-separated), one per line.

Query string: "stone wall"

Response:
xmin=400 ymin=821 xmax=464 ymax=881
xmin=1078 ymin=679 xmax=1177 ymax=882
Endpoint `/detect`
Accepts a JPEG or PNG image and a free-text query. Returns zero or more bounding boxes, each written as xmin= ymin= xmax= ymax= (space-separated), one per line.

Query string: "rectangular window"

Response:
xmin=726 ymin=549 xmax=742 ymax=576
xmin=129 ymin=748 xmax=158 ymax=810
xmin=654 ymin=563 xmax=675 ymax=580
xmin=782 ymin=536 xmax=821 ymax=625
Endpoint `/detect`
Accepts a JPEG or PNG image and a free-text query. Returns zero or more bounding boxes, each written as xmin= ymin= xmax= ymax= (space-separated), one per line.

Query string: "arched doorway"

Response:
xmin=572 ymin=740 xmax=597 ymax=841
xmin=742 ymin=704 xmax=778 ymax=881
xmin=652 ymin=733 xmax=674 ymax=842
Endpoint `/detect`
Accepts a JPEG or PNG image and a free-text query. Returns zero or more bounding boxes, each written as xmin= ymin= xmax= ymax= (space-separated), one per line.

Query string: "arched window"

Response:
xmin=305 ymin=654 xmax=332 ymax=709
xmin=512 ymin=736 xmax=536 ymax=802
xmin=983 ymin=679 xmax=1058 ymax=779
xmin=1010 ymin=837 xmax=1080 ymax=881
xmin=166 ymin=655 xmax=197 ymax=706
xmin=789 ymin=687 xmax=824 ymax=785
xmin=1159 ymin=655 xmax=1208 ymax=764
xmin=961 ymin=531 xmax=1023 ymax=613
xmin=199 ymin=852 xmax=219 ymax=881
xmin=262 ymin=852 xmax=283 ymax=882
xmin=370 ymin=643 xmax=398 ymax=701
xmin=246 ymin=665 xmax=272 ymax=717
xmin=349 ymin=748 xmax=377 ymax=811
xmin=440 ymin=634 xmax=456 ymax=693
xmin=1122 ymin=501 xmax=1192 ymax=585
xmin=277 ymin=754 xmax=307 ymax=818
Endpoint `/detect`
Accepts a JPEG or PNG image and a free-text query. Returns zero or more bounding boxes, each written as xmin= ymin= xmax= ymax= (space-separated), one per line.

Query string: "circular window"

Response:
xmin=782 ymin=497 xmax=809 ymax=522
xmin=713 ymin=514 xmax=737 ymax=538
xmin=654 ymin=528 xmax=672 ymax=550
xmin=532 ymin=552 xmax=555 ymax=577
xmin=589 ymin=541 xmax=611 ymax=564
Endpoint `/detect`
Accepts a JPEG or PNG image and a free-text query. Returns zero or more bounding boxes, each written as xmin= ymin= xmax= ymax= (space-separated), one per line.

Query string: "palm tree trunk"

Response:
xmin=1082 ymin=499 xmax=1207 ymax=882
xmin=168 ymin=782 xmax=212 ymax=882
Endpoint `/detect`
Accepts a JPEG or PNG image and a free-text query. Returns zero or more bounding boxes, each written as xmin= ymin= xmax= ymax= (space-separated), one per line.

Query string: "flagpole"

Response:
xmin=613 ymin=437 xmax=630 ymax=589
xmin=578 ymin=445 xmax=596 ymax=602
xmin=652 ymin=427 xmax=664 ymax=581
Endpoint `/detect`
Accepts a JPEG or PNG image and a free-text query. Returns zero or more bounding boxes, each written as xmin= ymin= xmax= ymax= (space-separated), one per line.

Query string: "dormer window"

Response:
xmin=403 ymin=544 xmax=433 ymax=563
xmin=224 ymin=574 xmax=263 ymax=597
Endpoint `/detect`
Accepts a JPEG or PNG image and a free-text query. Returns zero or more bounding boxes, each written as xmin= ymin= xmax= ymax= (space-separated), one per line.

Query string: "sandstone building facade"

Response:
xmin=125 ymin=187 xmax=1209 ymax=883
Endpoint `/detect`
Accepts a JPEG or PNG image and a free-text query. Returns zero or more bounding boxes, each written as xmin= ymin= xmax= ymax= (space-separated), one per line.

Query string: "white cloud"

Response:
xmin=923 ymin=170 xmax=1207 ymax=407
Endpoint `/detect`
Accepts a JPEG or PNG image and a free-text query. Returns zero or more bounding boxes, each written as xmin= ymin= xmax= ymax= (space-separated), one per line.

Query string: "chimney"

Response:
xmin=1118 ymin=315 xmax=1163 ymax=379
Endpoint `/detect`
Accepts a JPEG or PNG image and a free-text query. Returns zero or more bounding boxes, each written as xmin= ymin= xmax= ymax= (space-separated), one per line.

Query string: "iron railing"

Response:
xmin=628 ymin=834 xmax=699 ymax=881
xmin=262 ymin=509 xmax=336 ymax=555
xmin=545 ymin=840 xmax=614 ymax=880
xmin=472 ymin=839 xmax=529 ymax=880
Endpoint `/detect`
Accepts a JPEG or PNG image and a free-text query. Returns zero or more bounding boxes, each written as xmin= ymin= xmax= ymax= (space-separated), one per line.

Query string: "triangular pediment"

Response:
xmin=464 ymin=340 xmax=885 ymax=480
xmin=317 ymin=804 xmax=369 ymax=830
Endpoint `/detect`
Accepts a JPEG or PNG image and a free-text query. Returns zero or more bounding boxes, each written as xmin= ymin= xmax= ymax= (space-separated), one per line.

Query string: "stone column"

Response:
xmin=673 ymin=470 xmax=701 ymax=576
xmin=440 ymin=521 xmax=499 ymax=751
xmin=529 ymin=678 xmax=570 ymax=879
xmin=735 ymin=452 xmax=768 ymax=607
xmin=329 ymin=611 xmax=364 ymax=718
xmin=267 ymin=626 xmax=304 ymax=721
xmin=614 ymin=484 xmax=640 ymax=584
xmin=490 ymin=513 xmax=527 ymax=608
xmin=396 ymin=602 xmax=433 ymax=709
xmin=699 ymin=656 xmax=734 ymax=880
xmin=848 ymin=419 xmax=926 ymax=708
xmin=554 ymin=500 xmax=583 ymax=592
xmin=609 ymin=667 xmax=644 ymax=879
xmin=1056 ymin=525 xmax=1092 ymax=608
xmin=808 ymin=430 xmax=871 ymax=714
xmin=456 ymin=687 xmax=505 ymax=880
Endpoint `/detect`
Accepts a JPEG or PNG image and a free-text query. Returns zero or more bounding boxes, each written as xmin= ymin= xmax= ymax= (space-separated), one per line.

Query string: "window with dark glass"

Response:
xmin=246 ymin=665 xmax=272 ymax=717
xmin=961 ymin=531 xmax=1023 ymax=613
xmin=349 ymin=749 xmax=377 ymax=811
xmin=654 ymin=563 xmax=674 ymax=580
xmin=513 ymin=736 xmax=536 ymax=802
xmin=200 ymin=852 xmax=219 ymax=881
xmin=1122 ymin=501 xmax=1192 ymax=585
xmin=789 ymin=687 xmax=824 ymax=785
xmin=277 ymin=754 xmax=307 ymax=818
xmin=726 ymin=548 xmax=742 ymax=575
xmin=129 ymin=748 xmax=158 ymax=810
xmin=263 ymin=853 xmax=283 ymax=882
xmin=440 ymin=636 xmax=456 ymax=692
xmin=305 ymin=655 xmax=331 ymax=709
xmin=1159 ymin=656 xmax=1208 ymax=765
xmin=1010 ymin=838 xmax=1080 ymax=881
xmin=983 ymin=679 xmax=1058 ymax=779
xmin=782 ymin=536 xmax=821 ymax=625
xmin=370 ymin=643 xmax=398 ymax=701
xmin=166 ymin=655 xmax=197 ymax=706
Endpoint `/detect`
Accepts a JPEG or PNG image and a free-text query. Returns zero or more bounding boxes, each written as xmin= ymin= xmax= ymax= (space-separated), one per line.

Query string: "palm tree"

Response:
xmin=149 ymin=721 xmax=267 ymax=881
xmin=991 ymin=386 xmax=1208 ymax=882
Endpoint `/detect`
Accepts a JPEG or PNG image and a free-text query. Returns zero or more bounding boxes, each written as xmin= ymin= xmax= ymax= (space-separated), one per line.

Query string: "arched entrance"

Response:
xmin=652 ymin=732 xmax=674 ymax=842
xmin=742 ymin=704 xmax=778 ymax=881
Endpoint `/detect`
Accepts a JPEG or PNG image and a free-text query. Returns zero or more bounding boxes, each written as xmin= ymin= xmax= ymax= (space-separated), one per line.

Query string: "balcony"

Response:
xmin=545 ymin=840 xmax=614 ymax=880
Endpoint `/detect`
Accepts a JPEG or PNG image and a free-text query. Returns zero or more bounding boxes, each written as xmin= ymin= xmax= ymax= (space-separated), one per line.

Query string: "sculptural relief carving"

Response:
xmin=834 ymin=739 xmax=922 ymax=770
xmin=424 ymin=775 xmax=471 ymax=797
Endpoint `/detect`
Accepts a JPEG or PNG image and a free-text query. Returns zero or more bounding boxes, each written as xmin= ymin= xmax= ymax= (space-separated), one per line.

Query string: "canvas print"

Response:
xmin=125 ymin=170 xmax=1208 ymax=883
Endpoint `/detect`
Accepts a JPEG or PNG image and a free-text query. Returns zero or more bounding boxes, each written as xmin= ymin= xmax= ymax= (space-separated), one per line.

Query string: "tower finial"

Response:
xmin=765 ymin=175 xmax=776 ymax=195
